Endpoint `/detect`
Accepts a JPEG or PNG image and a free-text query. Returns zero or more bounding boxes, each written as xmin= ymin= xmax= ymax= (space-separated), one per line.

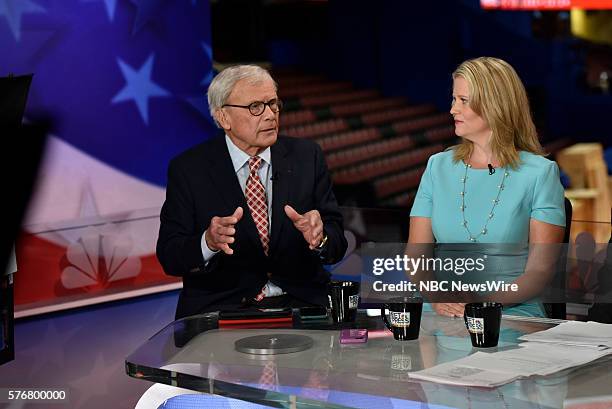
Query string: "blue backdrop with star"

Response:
xmin=0 ymin=0 xmax=215 ymax=187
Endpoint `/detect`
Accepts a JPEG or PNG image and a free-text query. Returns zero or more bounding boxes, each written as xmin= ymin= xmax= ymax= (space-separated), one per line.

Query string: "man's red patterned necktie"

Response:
xmin=245 ymin=156 xmax=269 ymax=255
xmin=258 ymin=360 xmax=278 ymax=391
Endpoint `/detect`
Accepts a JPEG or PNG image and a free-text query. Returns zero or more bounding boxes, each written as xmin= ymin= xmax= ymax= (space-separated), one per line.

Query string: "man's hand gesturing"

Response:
xmin=205 ymin=207 xmax=243 ymax=255
xmin=284 ymin=205 xmax=324 ymax=250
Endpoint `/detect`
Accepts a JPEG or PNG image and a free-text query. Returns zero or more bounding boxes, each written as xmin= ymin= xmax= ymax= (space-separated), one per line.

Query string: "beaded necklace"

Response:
xmin=460 ymin=161 xmax=509 ymax=243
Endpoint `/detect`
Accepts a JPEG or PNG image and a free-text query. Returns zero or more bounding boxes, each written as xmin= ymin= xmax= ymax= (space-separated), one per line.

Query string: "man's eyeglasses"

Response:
xmin=222 ymin=99 xmax=283 ymax=116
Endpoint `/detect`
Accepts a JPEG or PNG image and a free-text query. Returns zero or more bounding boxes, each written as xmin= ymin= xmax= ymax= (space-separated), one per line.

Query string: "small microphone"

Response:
xmin=271 ymin=171 xmax=279 ymax=181
xmin=488 ymin=164 xmax=495 ymax=175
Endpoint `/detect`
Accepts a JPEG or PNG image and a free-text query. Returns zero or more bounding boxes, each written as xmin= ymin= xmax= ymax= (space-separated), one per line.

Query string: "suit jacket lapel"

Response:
xmin=206 ymin=135 xmax=264 ymax=252
xmin=270 ymin=138 xmax=291 ymax=256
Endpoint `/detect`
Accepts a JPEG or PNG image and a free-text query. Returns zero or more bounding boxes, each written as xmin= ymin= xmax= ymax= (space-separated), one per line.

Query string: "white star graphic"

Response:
xmin=0 ymin=0 xmax=45 ymax=42
xmin=111 ymin=53 xmax=170 ymax=125
xmin=82 ymin=0 xmax=118 ymax=22
xmin=41 ymin=179 xmax=101 ymax=246
xmin=200 ymin=42 xmax=213 ymax=86
xmin=101 ymin=0 xmax=117 ymax=21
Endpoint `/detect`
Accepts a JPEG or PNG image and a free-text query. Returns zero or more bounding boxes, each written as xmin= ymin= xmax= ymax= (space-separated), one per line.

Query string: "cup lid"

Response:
xmin=328 ymin=280 xmax=359 ymax=287
xmin=465 ymin=302 xmax=502 ymax=309
xmin=387 ymin=295 xmax=423 ymax=304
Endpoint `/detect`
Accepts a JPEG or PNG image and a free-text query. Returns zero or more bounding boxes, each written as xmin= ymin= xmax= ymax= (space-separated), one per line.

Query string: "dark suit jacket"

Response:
xmin=157 ymin=135 xmax=348 ymax=319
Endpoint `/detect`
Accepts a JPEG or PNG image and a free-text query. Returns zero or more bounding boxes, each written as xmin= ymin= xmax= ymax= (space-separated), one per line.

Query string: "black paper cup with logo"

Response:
xmin=327 ymin=281 xmax=360 ymax=323
xmin=464 ymin=302 xmax=502 ymax=348
xmin=381 ymin=296 xmax=423 ymax=341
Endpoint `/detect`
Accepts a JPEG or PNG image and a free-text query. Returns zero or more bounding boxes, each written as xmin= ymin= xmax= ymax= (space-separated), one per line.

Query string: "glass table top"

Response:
xmin=126 ymin=311 xmax=612 ymax=409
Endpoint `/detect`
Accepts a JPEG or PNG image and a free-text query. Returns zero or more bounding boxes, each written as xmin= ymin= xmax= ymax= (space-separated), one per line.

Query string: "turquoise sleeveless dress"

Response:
xmin=410 ymin=150 xmax=566 ymax=317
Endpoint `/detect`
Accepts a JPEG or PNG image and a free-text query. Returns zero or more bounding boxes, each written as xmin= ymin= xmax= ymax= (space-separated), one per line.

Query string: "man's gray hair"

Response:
xmin=207 ymin=65 xmax=277 ymax=127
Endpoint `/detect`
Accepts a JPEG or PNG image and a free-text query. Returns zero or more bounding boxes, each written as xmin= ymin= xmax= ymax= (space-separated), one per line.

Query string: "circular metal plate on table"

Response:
xmin=235 ymin=334 xmax=313 ymax=355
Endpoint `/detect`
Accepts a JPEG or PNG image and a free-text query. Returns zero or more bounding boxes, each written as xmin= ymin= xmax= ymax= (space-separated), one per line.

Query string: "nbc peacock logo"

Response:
xmin=61 ymin=225 xmax=141 ymax=289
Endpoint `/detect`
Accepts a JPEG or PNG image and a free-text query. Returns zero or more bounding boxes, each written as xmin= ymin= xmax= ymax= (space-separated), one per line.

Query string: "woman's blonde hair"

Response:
xmin=451 ymin=57 xmax=544 ymax=168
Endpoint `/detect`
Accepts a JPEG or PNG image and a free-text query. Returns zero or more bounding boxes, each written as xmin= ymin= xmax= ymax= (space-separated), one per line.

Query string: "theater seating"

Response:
xmin=275 ymin=70 xmax=572 ymax=208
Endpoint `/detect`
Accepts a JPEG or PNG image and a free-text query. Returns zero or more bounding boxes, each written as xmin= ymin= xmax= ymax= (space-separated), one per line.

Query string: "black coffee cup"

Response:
xmin=381 ymin=297 xmax=423 ymax=341
xmin=327 ymin=281 xmax=360 ymax=323
xmin=463 ymin=302 xmax=502 ymax=348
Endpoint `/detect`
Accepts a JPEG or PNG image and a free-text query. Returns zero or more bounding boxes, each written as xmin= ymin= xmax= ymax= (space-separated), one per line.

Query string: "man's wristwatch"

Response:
xmin=315 ymin=234 xmax=328 ymax=251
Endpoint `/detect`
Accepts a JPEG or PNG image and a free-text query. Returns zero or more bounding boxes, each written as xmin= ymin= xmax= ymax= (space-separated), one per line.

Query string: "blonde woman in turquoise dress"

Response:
xmin=409 ymin=57 xmax=566 ymax=318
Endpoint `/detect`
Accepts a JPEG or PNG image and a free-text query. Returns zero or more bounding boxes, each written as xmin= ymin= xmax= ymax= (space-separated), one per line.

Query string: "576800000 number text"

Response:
xmin=1 ymin=388 xmax=68 ymax=402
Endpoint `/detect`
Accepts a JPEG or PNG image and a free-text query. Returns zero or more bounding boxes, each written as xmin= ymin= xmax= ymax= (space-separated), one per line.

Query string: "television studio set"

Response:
xmin=1 ymin=0 xmax=612 ymax=408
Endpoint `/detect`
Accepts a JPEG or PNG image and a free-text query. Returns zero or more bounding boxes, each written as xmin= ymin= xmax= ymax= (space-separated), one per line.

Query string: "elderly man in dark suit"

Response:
xmin=157 ymin=65 xmax=348 ymax=319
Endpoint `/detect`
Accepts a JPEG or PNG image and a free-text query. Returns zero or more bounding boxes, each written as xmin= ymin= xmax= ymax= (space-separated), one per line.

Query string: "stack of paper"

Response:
xmin=518 ymin=321 xmax=612 ymax=349
xmin=408 ymin=356 xmax=521 ymax=387
xmin=410 ymin=343 xmax=611 ymax=387
xmin=410 ymin=321 xmax=612 ymax=387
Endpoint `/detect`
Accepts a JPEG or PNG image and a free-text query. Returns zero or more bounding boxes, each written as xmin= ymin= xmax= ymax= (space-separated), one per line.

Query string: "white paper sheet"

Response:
xmin=408 ymin=357 xmax=519 ymax=387
xmin=519 ymin=321 xmax=612 ymax=349
xmin=409 ymin=342 xmax=612 ymax=387
xmin=465 ymin=343 xmax=611 ymax=376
